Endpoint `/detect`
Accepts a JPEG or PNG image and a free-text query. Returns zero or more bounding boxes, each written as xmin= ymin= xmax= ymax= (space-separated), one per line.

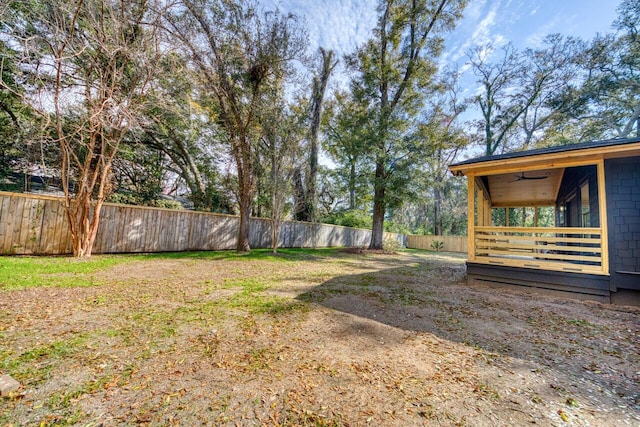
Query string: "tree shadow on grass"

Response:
xmin=114 ymin=247 xmax=356 ymax=262
xmin=295 ymin=255 xmax=640 ymax=412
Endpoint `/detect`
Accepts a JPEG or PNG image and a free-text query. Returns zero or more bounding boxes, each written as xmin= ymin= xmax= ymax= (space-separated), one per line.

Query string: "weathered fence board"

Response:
xmin=406 ymin=234 xmax=468 ymax=253
xmin=0 ymin=191 xmax=406 ymax=255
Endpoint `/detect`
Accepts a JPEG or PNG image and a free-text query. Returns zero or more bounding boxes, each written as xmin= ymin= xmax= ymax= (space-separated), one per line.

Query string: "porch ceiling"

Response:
xmin=486 ymin=168 xmax=564 ymax=206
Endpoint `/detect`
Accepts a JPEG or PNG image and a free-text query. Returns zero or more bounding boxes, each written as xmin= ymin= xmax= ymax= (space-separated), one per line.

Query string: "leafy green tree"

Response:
xmin=467 ymin=43 xmax=523 ymax=155
xmin=321 ymin=208 xmax=372 ymax=229
xmin=0 ymin=8 xmax=41 ymax=187
xmin=346 ymin=0 xmax=467 ymax=249
xmin=293 ymin=48 xmax=338 ymax=223
xmin=0 ymin=39 xmax=25 ymax=182
xmin=518 ymin=35 xmax=582 ymax=148
xmin=468 ymin=36 xmax=579 ymax=155
xmin=418 ymin=78 xmax=468 ymax=235
xmin=167 ymin=0 xmax=307 ymax=252
xmin=109 ymin=142 xmax=166 ymax=205
xmin=553 ymin=0 xmax=640 ymax=140
xmin=323 ymin=90 xmax=373 ymax=213
xmin=387 ymin=70 xmax=468 ymax=235
xmin=133 ymin=53 xmax=233 ymax=212
xmin=1 ymin=0 xmax=165 ymax=257
xmin=259 ymin=94 xmax=305 ymax=253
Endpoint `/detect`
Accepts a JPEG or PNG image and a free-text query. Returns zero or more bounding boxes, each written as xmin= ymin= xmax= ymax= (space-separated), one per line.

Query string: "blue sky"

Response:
xmin=261 ymin=0 xmax=622 ymax=162
xmin=264 ymin=0 xmax=621 ymax=73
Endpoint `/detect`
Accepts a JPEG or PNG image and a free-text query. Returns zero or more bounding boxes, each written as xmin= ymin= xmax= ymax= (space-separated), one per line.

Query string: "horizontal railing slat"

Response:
xmin=476 ymin=250 xmax=601 ymax=262
xmin=476 ymin=241 xmax=602 ymax=254
xmin=476 ymin=234 xmax=601 ymax=244
xmin=474 ymin=256 xmax=606 ymax=275
xmin=476 ymin=226 xmax=602 ymax=234
xmin=473 ymin=225 xmax=606 ymax=275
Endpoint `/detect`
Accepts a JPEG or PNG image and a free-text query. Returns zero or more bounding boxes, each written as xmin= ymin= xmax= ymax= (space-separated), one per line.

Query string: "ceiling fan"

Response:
xmin=510 ymin=172 xmax=549 ymax=182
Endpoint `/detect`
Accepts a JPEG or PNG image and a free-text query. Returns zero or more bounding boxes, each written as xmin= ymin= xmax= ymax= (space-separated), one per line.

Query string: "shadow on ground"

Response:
xmin=295 ymin=253 xmax=640 ymax=413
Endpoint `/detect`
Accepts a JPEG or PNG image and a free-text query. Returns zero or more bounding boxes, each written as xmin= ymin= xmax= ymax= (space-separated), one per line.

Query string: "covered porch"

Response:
xmin=449 ymin=137 xmax=640 ymax=301
xmin=467 ymin=162 xmax=607 ymax=277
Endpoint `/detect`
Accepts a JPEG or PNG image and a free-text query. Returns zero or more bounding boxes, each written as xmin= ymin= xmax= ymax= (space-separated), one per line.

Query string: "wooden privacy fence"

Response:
xmin=0 ymin=191 xmax=406 ymax=255
xmin=406 ymin=234 xmax=468 ymax=253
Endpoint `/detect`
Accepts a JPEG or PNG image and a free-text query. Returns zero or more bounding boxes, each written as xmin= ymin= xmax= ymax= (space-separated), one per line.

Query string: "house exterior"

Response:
xmin=449 ymin=137 xmax=640 ymax=305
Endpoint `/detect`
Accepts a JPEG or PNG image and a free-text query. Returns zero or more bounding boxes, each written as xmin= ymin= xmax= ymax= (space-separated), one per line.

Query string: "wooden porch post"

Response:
xmin=484 ymin=200 xmax=492 ymax=226
xmin=597 ymin=159 xmax=609 ymax=275
xmin=477 ymin=190 xmax=484 ymax=226
xmin=467 ymin=175 xmax=475 ymax=261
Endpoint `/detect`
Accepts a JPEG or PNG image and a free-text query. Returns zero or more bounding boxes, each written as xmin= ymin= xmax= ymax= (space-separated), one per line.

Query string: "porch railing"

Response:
xmin=473 ymin=226 xmax=606 ymax=275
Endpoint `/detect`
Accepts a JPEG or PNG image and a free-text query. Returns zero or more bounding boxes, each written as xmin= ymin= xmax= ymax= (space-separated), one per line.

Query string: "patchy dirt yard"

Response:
xmin=1 ymin=249 xmax=639 ymax=426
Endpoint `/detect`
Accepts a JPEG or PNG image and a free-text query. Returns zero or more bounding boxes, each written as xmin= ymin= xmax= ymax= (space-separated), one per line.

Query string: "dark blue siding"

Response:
xmin=605 ymin=157 xmax=640 ymax=290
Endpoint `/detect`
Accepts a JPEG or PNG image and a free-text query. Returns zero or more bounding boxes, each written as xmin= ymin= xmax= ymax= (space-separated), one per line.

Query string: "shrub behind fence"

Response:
xmin=406 ymin=234 xmax=468 ymax=253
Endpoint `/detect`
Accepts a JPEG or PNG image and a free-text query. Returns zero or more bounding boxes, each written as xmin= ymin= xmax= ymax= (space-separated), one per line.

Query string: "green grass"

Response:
xmin=142 ymin=247 xmax=344 ymax=262
xmin=0 ymin=248 xmax=350 ymax=290
xmin=1 ymin=335 xmax=88 ymax=386
xmin=567 ymin=318 xmax=597 ymax=328
xmin=0 ymin=256 xmax=128 ymax=290
xmin=223 ymin=277 xmax=268 ymax=292
xmin=221 ymin=277 xmax=307 ymax=314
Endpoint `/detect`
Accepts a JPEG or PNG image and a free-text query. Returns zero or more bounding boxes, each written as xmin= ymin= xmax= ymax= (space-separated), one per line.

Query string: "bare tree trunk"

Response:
xmin=271 ymin=218 xmax=280 ymax=253
xmin=270 ymin=145 xmax=280 ymax=253
xmin=434 ymin=186 xmax=442 ymax=236
xmin=304 ymin=48 xmax=337 ymax=223
xmin=292 ymin=167 xmax=307 ymax=221
xmin=369 ymin=160 xmax=386 ymax=249
xmin=234 ymin=136 xmax=253 ymax=252
xmin=237 ymin=194 xmax=252 ymax=252
xmin=349 ymin=159 xmax=356 ymax=210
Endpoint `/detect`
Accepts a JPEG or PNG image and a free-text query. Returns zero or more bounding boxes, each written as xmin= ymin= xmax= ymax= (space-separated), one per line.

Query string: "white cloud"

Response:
xmin=262 ymin=0 xmax=377 ymax=57
xmin=440 ymin=0 xmax=507 ymax=68
xmin=524 ymin=13 xmax=562 ymax=47
xmin=458 ymin=62 xmax=472 ymax=75
xmin=471 ymin=7 xmax=498 ymax=44
xmin=463 ymin=0 xmax=488 ymax=22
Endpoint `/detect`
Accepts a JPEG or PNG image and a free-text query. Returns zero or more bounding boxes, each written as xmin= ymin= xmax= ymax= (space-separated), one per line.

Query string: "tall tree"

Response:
xmin=0 ymin=38 xmax=27 ymax=180
xmin=467 ymin=43 xmax=526 ymax=155
xmin=468 ymin=36 xmax=580 ymax=155
xmin=517 ymin=35 xmax=581 ymax=148
xmin=385 ymin=69 xmax=468 ymax=236
xmin=137 ymin=53 xmax=233 ymax=212
xmin=323 ymin=90 xmax=372 ymax=212
xmin=294 ymin=48 xmax=337 ymax=222
xmin=553 ymin=0 xmax=640 ymax=140
xmin=1 ymin=0 xmax=164 ymax=257
xmin=419 ymin=71 xmax=468 ymax=235
xmin=259 ymin=96 xmax=304 ymax=253
xmin=347 ymin=0 xmax=466 ymax=249
xmin=166 ymin=0 xmax=306 ymax=252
